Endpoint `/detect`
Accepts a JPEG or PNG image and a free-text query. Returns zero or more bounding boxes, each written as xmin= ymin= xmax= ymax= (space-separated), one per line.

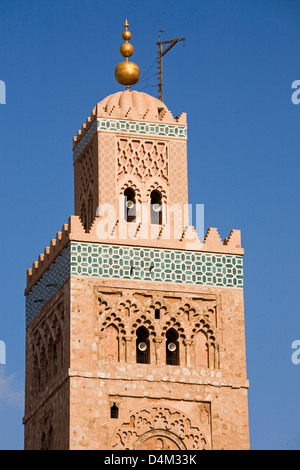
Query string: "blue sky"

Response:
xmin=0 ymin=0 xmax=300 ymax=450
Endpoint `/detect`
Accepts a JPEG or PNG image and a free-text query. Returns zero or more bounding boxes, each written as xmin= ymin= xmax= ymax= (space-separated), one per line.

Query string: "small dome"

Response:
xmin=74 ymin=90 xmax=187 ymax=149
xmin=96 ymin=90 xmax=171 ymax=121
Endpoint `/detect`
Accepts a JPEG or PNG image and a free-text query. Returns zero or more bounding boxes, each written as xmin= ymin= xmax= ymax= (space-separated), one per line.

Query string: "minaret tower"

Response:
xmin=24 ymin=21 xmax=250 ymax=450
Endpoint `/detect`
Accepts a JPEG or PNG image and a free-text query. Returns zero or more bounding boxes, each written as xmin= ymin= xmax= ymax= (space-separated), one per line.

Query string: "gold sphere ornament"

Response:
xmin=115 ymin=19 xmax=140 ymax=89
xmin=122 ymin=30 xmax=131 ymax=41
xmin=115 ymin=61 xmax=140 ymax=86
xmin=120 ymin=42 xmax=134 ymax=58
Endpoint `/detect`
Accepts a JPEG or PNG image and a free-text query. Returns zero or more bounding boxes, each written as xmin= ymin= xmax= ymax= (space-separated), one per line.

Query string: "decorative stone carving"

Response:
xmin=117 ymin=138 xmax=168 ymax=183
xmin=111 ymin=406 xmax=210 ymax=450
xmin=30 ymin=301 xmax=65 ymax=395
xmin=96 ymin=291 xmax=219 ymax=368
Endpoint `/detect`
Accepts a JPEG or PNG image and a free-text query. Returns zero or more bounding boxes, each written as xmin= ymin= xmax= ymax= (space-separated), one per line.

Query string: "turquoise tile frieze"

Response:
xmin=26 ymin=242 xmax=243 ymax=326
xmin=70 ymin=242 xmax=243 ymax=288
xmin=73 ymin=118 xmax=187 ymax=162
xmin=97 ymin=118 xmax=187 ymax=139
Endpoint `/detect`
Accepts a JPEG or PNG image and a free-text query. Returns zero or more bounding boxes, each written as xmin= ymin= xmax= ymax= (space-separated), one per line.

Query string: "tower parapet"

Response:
xmin=26 ymin=219 xmax=243 ymax=295
xmin=24 ymin=20 xmax=249 ymax=451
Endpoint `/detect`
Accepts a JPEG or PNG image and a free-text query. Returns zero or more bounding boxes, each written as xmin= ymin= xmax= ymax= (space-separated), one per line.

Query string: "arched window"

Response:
xmin=136 ymin=326 xmax=150 ymax=364
xmin=155 ymin=308 xmax=160 ymax=320
xmin=194 ymin=331 xmax=209 ymax=368
xmin=110 ymin=403 xmax=119 ymax=419
xmin=104 ymin=325 xmax=119 ymax=362
xmin=150 ymin=190 xmax=162 ymax=225
xmin=166 ymin=328 xmax=179 ymax=365
xmin=124 ymin=188 xmax=136 ymax=223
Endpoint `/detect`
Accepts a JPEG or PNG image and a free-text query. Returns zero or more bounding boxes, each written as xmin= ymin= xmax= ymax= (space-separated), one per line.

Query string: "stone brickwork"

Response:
xmin=73 ymin=91 xmax=188 ymax=237
xmin=24 ymin=89 xmax=249 ymax=450
xmin=67 ymin=277 xmax=249 ymax=450
xmin=24 ymin=282 xmax=71 ymax=450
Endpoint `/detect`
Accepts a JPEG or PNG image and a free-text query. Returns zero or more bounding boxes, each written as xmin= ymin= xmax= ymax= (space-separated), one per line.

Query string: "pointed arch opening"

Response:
xmin=110 ymin=403 xmax=119 ymax=419
xmin=124 ymin=188 xmax=136 ymax=223
xmin=194 ymin=331 xmax=209 ymax=368
xmin=104 ymin=324 xmax=120 ymax=362
xmin=150 ymin=190 xmax=162 ymax=225
xmin=155 ymin=308 xmax=160 ymax=320
xmin=136 ymin=326 xmax=150 ymax=364
xmin=166 ymin=328 xmax=180 ymax=366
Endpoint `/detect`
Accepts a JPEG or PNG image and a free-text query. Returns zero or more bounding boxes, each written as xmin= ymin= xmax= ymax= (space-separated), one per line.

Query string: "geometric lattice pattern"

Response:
xmin=117 ymin=138 xmax=168 ymax=182
xmin=98 ymin=133 xmax=116 ymax=207
xmin=26 ymin=242 xmax=243 ymax=326
xmin=97 ymin=118 xmax=187 ymax=139
xmin=73 ymin=118 xmax=187 ymax=162
xmin=170 ymin=140 xmax=188 ymax=206
xmin=70 ymin=242 xmax=243 ymax=288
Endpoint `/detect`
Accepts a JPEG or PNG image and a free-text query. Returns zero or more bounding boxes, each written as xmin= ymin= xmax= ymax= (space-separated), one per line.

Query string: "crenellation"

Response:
xmin=72 ymin=111 xmax=97 ymax=150
xmin=73 ymin=91 xmax=187 ymax=152
xmin=26 ymin=221 xmax=71 ymax=293
xmin=203 ymin=227 xmax=223 ymax=246
xmin=223 ymin=229 xmax=241 ymax=248
xmin=26 ymin=218 xmax=244 ymax=295
xmin=160 ymin=108 xmax=174 ymax=122
xmin=25 ymin=80 xmax=248 ymax=449
xmin=176 ymin=112 xmax=187 ymax=124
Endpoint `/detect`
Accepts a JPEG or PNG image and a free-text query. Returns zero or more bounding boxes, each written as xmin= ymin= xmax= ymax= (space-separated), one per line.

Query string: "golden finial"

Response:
xmin=115 ymin=20 xmax=140 ymax=89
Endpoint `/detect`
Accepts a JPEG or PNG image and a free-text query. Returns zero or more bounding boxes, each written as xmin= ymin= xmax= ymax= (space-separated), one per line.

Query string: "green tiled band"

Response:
xmin=26 ymin=242 xmax=243 ymax=325
xmin=97 ymin=118 xmax=187 ymax=139
xmin=70 ymin=242 xmax=243 ymax=288
xmin=73 ymin=118 xmax=187 ymax=162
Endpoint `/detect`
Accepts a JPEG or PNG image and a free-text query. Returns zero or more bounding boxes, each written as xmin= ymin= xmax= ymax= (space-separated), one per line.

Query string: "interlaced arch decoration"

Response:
xmin=119 ymin=180 xmax=142 ymax=204
xmin=146 ymin=300 xmax=168 ymax=320
xmin=161 ymin=318 xmax=186 ymax=340
xmin=98 ymin=296 xmax=112 ymax=317
xmin=146 ymin=182 xmax=167 ymax=204
xmin=111 ymin=406 xmax=211 ymax=450
xmin=100 ymin=312 xmax=126 ymax=335
xmin=177 ymin=303 xmax=197 ymax=322
xmin=96 ymin=293 xmax=219 ymax=369
xmin=78 ymin=144 xmax=95 ymax=195
xmin=77 ymin=143 xmax=97 ymax=231
xmin=117 ymin=138 xmax=169 ymax=183
xmin=191 ymin=318 xmax=216 ymax=342
xmin=118 ymin=298 xmax=139 ymax=318
xmin=30 ymin=301 xmax=65 ymax=396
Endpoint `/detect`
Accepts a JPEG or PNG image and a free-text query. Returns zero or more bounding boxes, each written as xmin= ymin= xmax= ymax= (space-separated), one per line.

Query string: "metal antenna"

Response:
xmin=157 ymin=33 xmax=185 ymax=102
